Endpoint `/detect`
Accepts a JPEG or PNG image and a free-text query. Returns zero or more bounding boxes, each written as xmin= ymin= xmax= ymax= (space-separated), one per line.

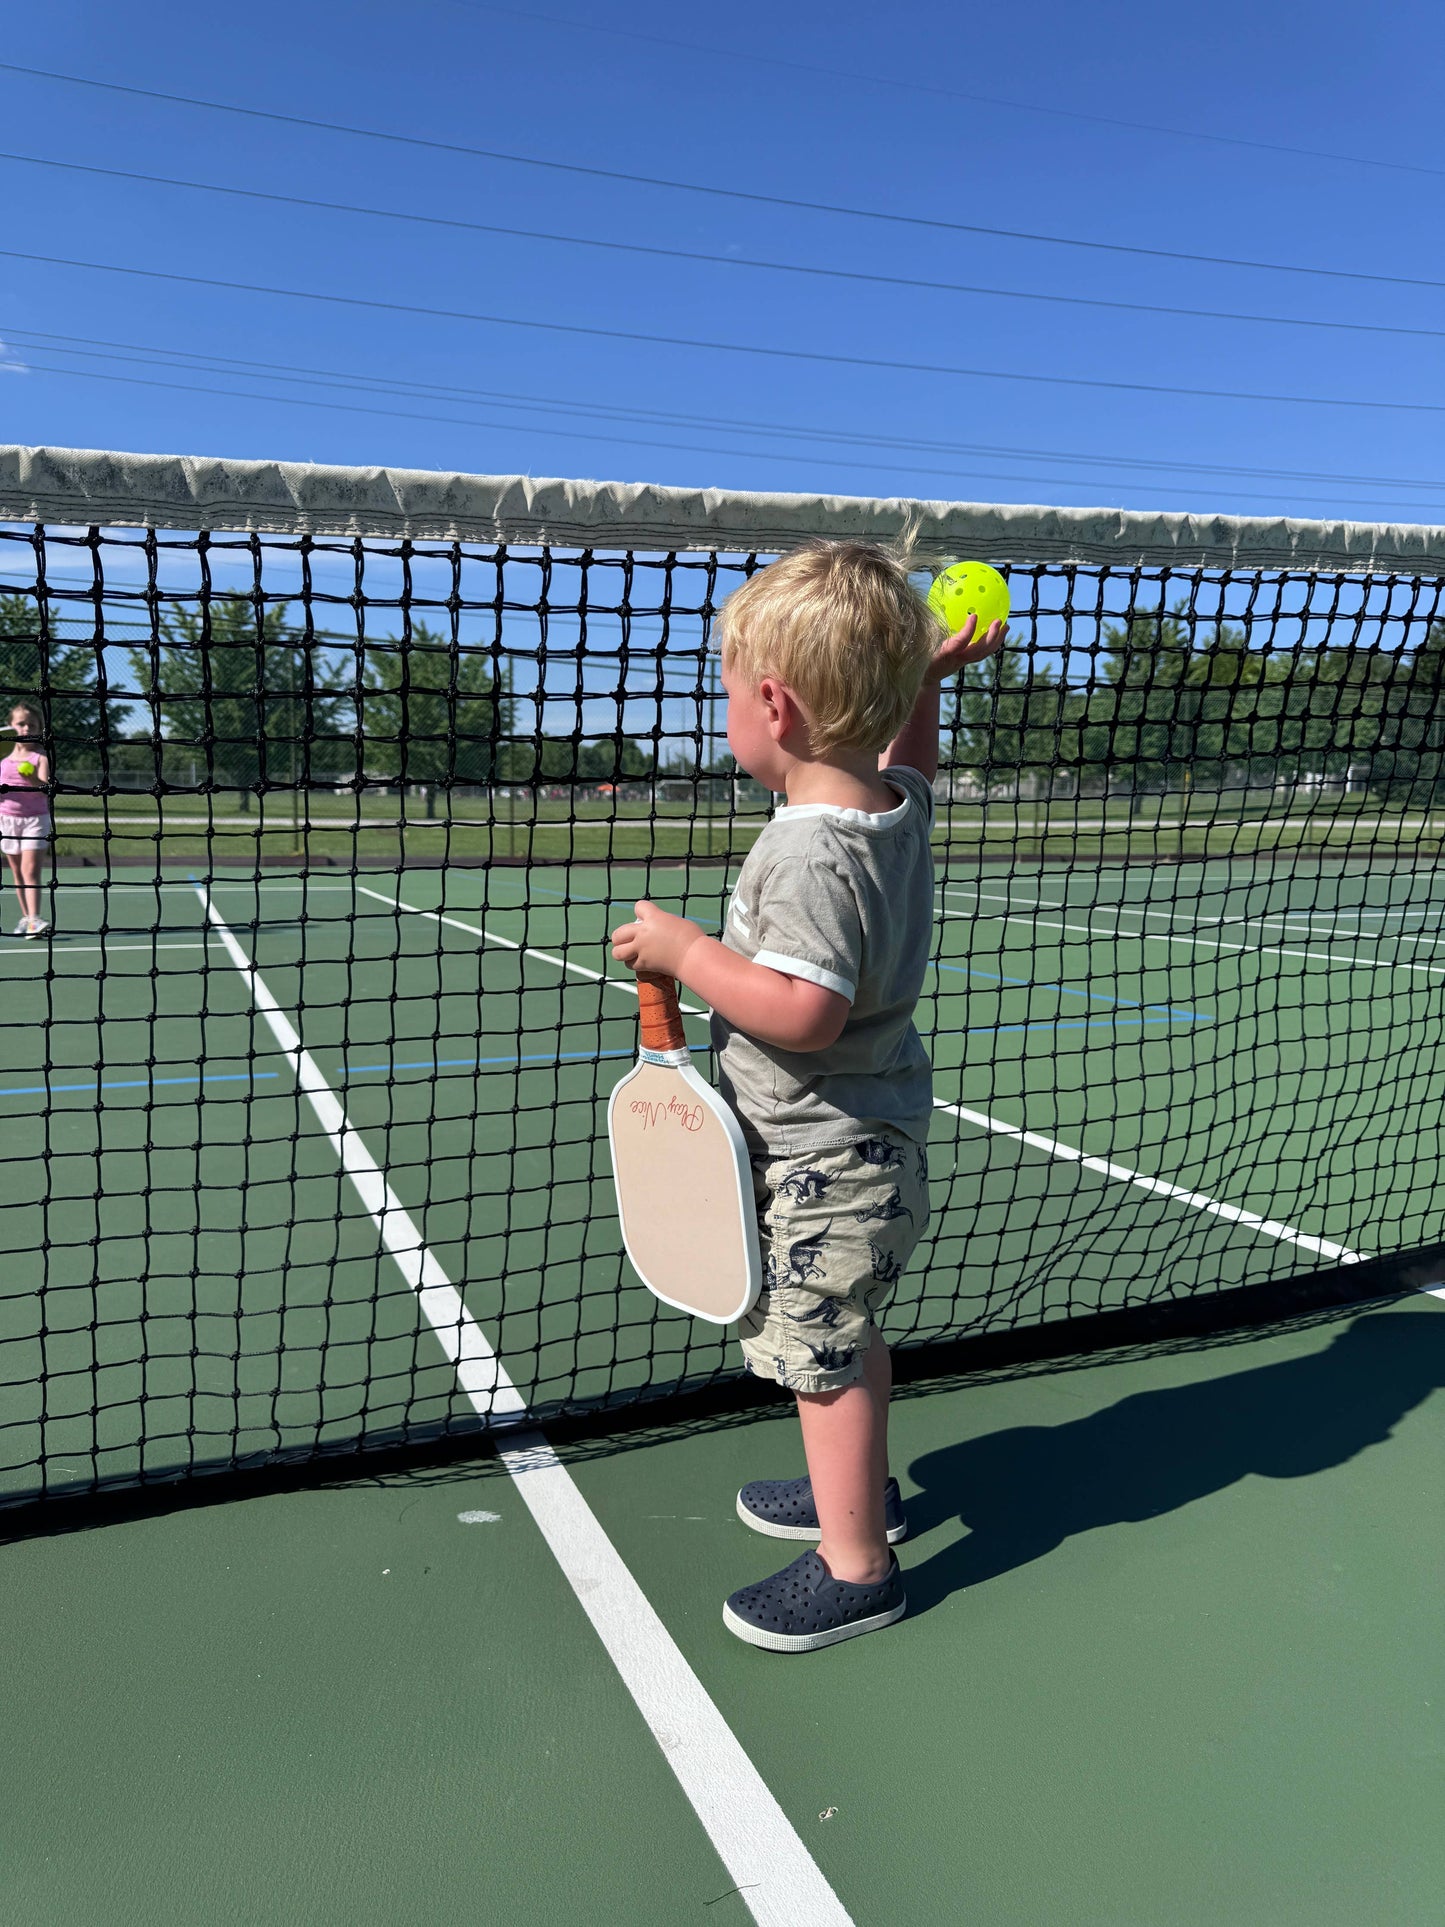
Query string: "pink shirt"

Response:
xmin=0 ymin=750 xmax=49 ymax=817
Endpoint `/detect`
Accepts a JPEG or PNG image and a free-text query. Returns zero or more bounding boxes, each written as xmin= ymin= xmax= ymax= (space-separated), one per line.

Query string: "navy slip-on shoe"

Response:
xmin=735 ymin=1473 xmax=908 ymax=1544
xmin=723 ymin=1548 xmax=906 ymax=1653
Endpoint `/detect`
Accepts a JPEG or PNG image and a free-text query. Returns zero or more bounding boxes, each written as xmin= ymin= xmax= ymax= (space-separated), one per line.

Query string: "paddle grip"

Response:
xmin=637 ymin=973 xmax=687 ymax=1053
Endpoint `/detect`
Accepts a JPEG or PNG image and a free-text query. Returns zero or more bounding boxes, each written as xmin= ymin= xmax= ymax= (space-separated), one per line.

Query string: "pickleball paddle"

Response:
xmin=607 ymin=972 xmax=762 ymax=1324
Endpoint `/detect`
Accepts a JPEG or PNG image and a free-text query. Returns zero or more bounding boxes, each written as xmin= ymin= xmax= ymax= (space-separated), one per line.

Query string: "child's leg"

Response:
xmin=19 ymin=846 xmax=42 ymax=922
xmin=795 ymin=1328 xmax=892 ymax=1584
xmin=726 ymin=1139 xmax=919 ymax=1649
xmin=4 ymin=848 xmax=25 ymax=922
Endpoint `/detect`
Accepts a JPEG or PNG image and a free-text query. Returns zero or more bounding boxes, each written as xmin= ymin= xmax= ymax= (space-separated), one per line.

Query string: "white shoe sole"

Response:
xmin=722 ymin=1596 xmax=906 ymax=1652
xmin=734 ymin=1490 xmax=907 ymax=1545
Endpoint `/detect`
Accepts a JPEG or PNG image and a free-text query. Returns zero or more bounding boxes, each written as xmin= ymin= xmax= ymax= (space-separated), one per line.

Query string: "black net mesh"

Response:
xmin=2 ymin=511 xmax=1443 ymax=1506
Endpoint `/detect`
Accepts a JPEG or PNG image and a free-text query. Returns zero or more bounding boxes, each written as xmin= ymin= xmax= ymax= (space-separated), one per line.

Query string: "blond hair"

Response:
xmin=717 ymin=539 xmax=938 ymax=756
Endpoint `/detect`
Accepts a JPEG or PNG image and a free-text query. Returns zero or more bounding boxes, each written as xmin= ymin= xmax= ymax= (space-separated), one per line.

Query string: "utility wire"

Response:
xmin=12 ymin=354 xmax=1445 ymax=516
xmin=2 ymin=61 xmax=1439 ymax=292
xmin=447 ymin=0 xmax=1445 ymax=184
xmin=0 ymin=149 xmax=1436 ymax=341
xmin=6 ymin=326 xmax=1444 ymax=498
xmin=6 ymin=248 xmax=1440 ymax=416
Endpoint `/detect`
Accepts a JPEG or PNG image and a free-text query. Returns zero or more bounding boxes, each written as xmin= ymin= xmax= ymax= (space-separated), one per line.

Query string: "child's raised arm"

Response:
xmin=880 ymin=615 xmax=1007 ymax=783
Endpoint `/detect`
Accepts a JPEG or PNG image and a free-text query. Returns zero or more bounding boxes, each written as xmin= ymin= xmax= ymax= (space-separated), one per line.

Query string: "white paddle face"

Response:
xmin=607 ymin=1055 xmax=762 ymax=1325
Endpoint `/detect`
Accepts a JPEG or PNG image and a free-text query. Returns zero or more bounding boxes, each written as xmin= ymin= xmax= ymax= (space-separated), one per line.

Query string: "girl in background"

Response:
xmin=1 ymin=703 xmax=53 ymax=937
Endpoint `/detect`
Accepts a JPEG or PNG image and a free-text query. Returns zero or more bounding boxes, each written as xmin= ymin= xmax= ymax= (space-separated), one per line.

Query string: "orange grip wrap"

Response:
xmin=637 ymin=973 xmax=687 ymax=1053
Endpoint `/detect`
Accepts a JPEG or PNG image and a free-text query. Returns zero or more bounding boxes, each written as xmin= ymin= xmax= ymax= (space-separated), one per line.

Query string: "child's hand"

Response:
xmin=611 ymin=901 xmax=703 ymax=978
xmin=925 ymin=613 xmax=1008 ymax=686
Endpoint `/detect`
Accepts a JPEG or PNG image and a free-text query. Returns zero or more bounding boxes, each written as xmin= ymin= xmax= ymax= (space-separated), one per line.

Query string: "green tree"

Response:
xmin=1371 ymin=622 xmax=1445 ymax=804
xmin=576 ymin=738 xmax=656 ymax=781
xmin=360 ymin=624 xmax=509 ymax=785
xmin=127 ymin=595 xmax=340 ymax=792
xmin=1087 ymin=608 xmax=1198 ymax=786
xmin=498 ymin=733 xmax=655 ymax=785
xmin=0 ymin=591 xmax=121 ymax=767
xmin=1077 ymin=604 xmax=1290 ymax=794
xmin=945 ymin=650 xmax=1062 ymax=792
xmin=1073 ymin=601 xmax=1444 ymax=805
xmin=1255 ymin=634 xmax=1404 ymax=796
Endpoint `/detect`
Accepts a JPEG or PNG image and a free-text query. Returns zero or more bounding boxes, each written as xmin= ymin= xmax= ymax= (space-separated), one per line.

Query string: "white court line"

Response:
xmin=1254 ymin=917 xmax=1445 ymax=954
xmin=54 ymin=879 xmax=360 ymax=896
xmin=0 ymin=940 xmax=214 ymax=961
xmin=362 ymin=880 xmax=1397 ymax=1274
xmin=59 ymin=813 xmax=472 ymax=829
xmin=943 ymin=881 xmax=1445 ymax=950
xmin=354 ymin=883 xmax=709 ymax=1018
xmin=1088 ymin=885 xmax=1441 ymax=940
xmin=357 ymin=880 xmax=1401 ymax=1280
xmin=934 ymin=1096 xmax=1365 ymax=1265
xmin=53 ymin=880 xmax=213 ymax=892
xmin=934 ymin=811 xmax=1445 ymax=835
xmin=1262 ymin=905 xmax=1445 ymax=928
xmin=194 ymin=881 xmax=849 ymax=1927
xmin=933 ymin=886 xmax=1440 ymax=1267
xmin=938 ymin=887 xmax=1445 ymax=980
xmin=197 ymin=880 xmax=359 ymax=893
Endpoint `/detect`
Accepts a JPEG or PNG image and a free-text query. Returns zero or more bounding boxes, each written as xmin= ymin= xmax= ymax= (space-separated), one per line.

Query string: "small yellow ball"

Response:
xmin=928 ymin=561 xmax=1010 ymax=638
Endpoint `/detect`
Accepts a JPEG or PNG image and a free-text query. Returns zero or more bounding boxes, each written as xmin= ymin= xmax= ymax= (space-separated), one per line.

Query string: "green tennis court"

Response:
xmin=3 ymin=454 xmax=1443 ymax=1925
xmin=5 ymin=852 xmax=1442 ymax=1922
xmin=4 ymin=1287 xmax=1441 ymax=1926
xmin=5 ymin=848 xmax=1441 ymax=1503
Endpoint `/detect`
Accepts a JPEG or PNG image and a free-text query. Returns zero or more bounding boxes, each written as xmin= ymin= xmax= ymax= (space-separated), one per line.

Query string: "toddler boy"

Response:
xmin=611 ymin=540 xmax=1004 ymax=1651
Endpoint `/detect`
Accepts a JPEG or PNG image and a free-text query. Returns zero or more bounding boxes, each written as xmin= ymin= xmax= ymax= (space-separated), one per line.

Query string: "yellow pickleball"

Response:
xmin=928 ymin=561 xmax=1010 ymax=637
xmin=15 ymin=759 xmax=36 ymax=777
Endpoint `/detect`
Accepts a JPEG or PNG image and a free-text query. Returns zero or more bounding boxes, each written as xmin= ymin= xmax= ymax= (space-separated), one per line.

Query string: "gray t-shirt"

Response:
xmin=710 ymin=764 xmax=935 ymax=1155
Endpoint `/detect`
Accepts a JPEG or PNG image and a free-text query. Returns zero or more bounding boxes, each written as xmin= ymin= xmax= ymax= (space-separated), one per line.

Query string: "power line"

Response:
xmin=446 ymin=0 xmax=1445 ymax=184
xmin=10 ymin=353 xmax=1445 ymax=518
xmin=7 ymin=327 xmax=1445 ymax=502
xmin=1 ymin=61 xmax=1438 ymax=293
xmin=6 ymin=248 xmax=1440 ymax=417
xmin=1 ymin=149 xmax=1437 ymax=342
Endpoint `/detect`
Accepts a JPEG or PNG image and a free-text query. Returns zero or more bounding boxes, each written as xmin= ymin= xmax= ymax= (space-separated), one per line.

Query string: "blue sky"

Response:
xmin=2 ymin=0 xmax=1442 ymax=525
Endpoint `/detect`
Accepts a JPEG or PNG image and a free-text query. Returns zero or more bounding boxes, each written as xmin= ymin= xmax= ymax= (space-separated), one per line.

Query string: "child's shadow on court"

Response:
xmin=902 ymin=1307 xmax=1445 ymax=1613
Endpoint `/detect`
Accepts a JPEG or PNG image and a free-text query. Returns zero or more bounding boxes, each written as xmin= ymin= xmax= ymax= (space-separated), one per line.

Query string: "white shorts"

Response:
xmin=1 ymin=813 xmax=52 ymax=856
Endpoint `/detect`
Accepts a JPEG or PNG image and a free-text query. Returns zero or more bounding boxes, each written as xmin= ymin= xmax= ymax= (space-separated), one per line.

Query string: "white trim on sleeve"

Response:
xmin=752 ymin=949 xmax=856 ymax=1002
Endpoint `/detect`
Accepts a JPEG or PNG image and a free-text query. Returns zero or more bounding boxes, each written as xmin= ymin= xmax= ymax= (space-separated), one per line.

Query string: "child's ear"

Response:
xmin=758 ymin=676 xmax=797 ymax=742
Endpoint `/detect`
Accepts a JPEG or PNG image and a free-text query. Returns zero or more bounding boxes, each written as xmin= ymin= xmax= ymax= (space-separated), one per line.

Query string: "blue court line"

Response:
xmin=335 ymin=1045 xmax=643 ymax=1081
xmin=468 ymin=888 xmax=1207 ymax=1022
xmin=0 ymin=1069 xmax=283 ymax=1099
xmin=519 ymin=884 xmax=628 ymax=907
xmin=932 ymin=958 xmax=1209 ymax=1023
xmin=499 ymin=883 xmax=692 ymax=910
xmin=4 ymin=1005 xmax=1198 ymax=1105
xmin=0 ymin=1047 xmax=649 ymax=1102
xmin=977 ymin=1015 xmax=1204 ymax=1037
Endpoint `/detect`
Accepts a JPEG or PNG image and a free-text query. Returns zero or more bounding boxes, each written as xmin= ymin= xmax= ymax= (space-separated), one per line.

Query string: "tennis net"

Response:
xmin=2 ymin=445 xmax=1444 ymax=1510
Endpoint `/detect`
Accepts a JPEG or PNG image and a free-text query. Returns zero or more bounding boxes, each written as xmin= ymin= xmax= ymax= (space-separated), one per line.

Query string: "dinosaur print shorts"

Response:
xmin=738 ymin=1132 xmax=930 ymax=1395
